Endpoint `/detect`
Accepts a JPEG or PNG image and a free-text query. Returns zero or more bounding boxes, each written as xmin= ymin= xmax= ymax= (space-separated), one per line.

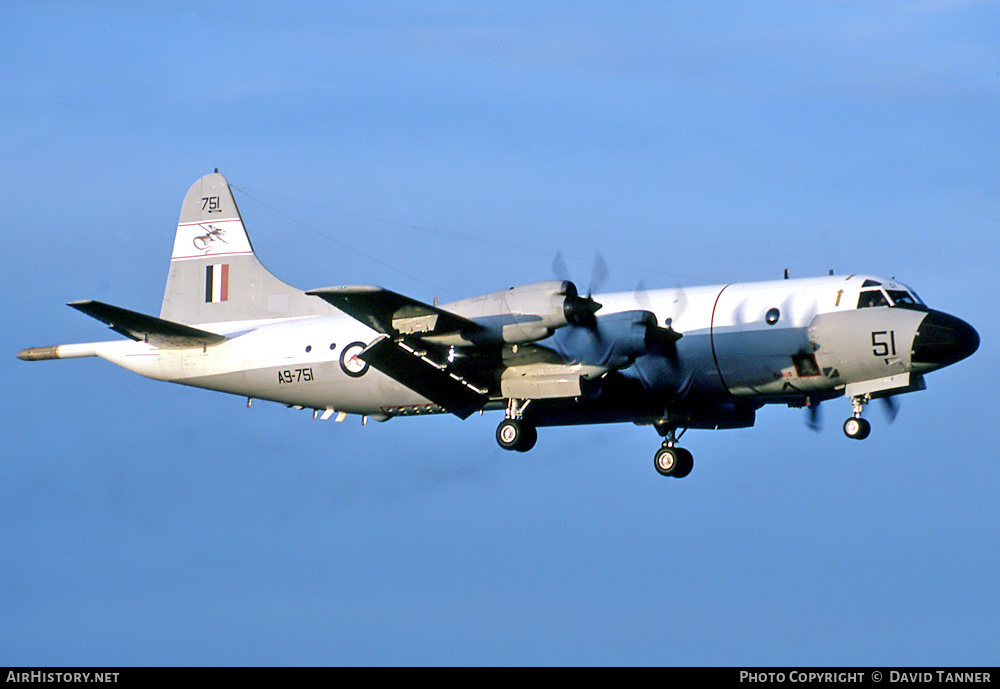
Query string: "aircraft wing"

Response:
xmin=69 ymin=300 xmax=227 ymax=348
xmin=306 ymin=285 xmax=486 ymax=339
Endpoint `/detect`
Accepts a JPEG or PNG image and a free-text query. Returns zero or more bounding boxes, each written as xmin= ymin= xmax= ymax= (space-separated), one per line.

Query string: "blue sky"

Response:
xmin=3 ymin=1 xmax=998 ymax=666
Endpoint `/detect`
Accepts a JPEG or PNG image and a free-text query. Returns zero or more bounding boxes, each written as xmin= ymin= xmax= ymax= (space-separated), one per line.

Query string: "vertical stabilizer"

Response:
xmin=160 ymin=172 xmax=334 ymax=325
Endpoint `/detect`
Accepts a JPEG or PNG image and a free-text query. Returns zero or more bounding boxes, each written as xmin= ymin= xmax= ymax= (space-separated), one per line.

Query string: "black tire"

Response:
xmin=514 ymin=423 xmax=537 ymax=453
xmin=843 ymin=417 xmax=871 ymax=440
xmin=654 ymin=447 xmax=680 ymax=476
xmin=673 ymin=448 xmax=694 ymax=479
xmin=497 ymin=419 xmax=537 ymax=452
xmin=655 ymin=446 xmax=695 ymax=478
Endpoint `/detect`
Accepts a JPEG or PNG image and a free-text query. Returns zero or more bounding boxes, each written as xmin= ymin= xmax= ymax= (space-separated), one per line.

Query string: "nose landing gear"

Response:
xmin=843 ymin=395 xmax=872 ymax=440
xmin=654 ymin=445 xmax=694 ymax=478
xmin=843 ymin=416 xmax=871 ymax=440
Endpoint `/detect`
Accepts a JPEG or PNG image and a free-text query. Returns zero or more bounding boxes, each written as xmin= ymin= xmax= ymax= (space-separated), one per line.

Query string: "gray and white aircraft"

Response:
xmin=19 ymin=172 xmax=980 ymax=478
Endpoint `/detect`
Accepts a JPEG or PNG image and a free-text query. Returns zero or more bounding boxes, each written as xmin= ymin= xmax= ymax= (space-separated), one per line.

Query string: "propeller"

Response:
xmin=732 ymin=297 xmax=750 ymax=327
xmin=778 ymin=289 xmax=821 ymax=328
xmin=881 ymin=395 xmax=900 ymax=423
xmin=806 ymin=398 xmax=822 ymax=432
xmin=634 ymin=278 xmax=687 ymax=321
xmin=633 ymin=279 xmax=685 ymax=362
xmin=553 ymin=251 xmax=605 ymax=329
xmin=551 ymin=251 xmax=572 ymax=283
xmin=805 ymin=395 xmax=900 ymax=432
xmin=554 ymin=252 xmax=685 ymax=365
xmin=587 ymin=253 xmax=608 ymax=299
xmin=562 ymin=281 xmax=603 ymax=328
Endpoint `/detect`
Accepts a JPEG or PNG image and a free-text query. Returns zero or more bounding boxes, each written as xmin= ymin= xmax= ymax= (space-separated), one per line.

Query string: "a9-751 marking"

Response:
xmin=278 ymin=368 xmax=314 ymax=384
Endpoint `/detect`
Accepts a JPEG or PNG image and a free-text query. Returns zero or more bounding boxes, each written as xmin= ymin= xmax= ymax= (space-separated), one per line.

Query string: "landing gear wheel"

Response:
xmin=515 ymin=424 xmax=537 ymax=453
xmin=673 ymin=448 xmax=694 ymax=478
xmin=654 ymin=446 xmax=694 ymax=478
xmin=496 ymin=419 xmax=537 ymax=452
xmin=843 ymin=417 xmax=871 ymax=440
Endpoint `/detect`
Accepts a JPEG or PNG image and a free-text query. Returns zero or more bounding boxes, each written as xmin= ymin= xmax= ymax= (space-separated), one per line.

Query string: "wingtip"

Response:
xmin=67 ymin=299 xmax=96 ymax=309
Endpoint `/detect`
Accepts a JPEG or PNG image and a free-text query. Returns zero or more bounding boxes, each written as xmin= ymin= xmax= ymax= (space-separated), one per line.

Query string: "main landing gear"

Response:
xmin=496 ymin=399 xmax=537 ymax=453
xmin=653 ymin=426 xmax=693 ymax=479
xmin=843 ymin=395 xmax=872 ymax=440
xmin=495 ymin=399 xmax=695 ymax=478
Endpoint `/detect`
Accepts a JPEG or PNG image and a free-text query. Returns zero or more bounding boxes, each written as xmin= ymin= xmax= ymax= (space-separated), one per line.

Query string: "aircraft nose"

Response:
xmin=911 ymin=310 xmax=980 ymax=369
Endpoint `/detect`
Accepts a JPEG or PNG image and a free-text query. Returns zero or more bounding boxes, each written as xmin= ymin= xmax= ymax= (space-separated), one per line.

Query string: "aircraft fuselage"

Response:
xmin=20 ymin=172 xmax=979 ymax=478
xmin=38 ymin=274 xmax=975 ymax=429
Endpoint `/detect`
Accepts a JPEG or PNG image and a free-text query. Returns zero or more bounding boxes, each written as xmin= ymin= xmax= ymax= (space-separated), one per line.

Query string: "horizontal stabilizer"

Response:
xmin=307 ymin=285 xmax=483 ymax=339
xmin=69 ymin=300 xmax=227 ymax=348
xmin=361 ymin=335 xmax=489 ymax=419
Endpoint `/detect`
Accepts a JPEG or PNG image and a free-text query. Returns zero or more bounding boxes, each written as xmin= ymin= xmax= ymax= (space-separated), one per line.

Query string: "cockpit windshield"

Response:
xmin=857 ymin=286 xmax=925 ymax=309
xmin=887 ymin=290 xmax=921 ymax=306
xmin=857 ymin=290 xmax=889 ymax=308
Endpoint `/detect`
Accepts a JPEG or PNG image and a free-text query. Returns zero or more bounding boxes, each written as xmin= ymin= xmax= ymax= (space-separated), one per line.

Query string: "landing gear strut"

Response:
xmin=653 ymin=425 xmax=694 ymax=478
xmin=496 ymin=399 xmax=537 ymax=452
xmin=843 ymin=395 xmax=872 ymax=440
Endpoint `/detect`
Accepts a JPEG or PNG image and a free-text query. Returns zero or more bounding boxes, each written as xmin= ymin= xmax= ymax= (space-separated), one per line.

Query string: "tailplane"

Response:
xmin=160 ymin=172 xmax=334 ymax=325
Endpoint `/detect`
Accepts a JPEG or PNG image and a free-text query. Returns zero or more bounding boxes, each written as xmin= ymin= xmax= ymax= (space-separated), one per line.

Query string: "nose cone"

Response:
xmin=912 ymin=310 xmax=980 ymax=370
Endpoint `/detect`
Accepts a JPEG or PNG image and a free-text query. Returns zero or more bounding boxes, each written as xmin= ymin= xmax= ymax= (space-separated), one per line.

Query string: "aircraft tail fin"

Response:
xmin=160 ymin=172 xmax=334 ymax=325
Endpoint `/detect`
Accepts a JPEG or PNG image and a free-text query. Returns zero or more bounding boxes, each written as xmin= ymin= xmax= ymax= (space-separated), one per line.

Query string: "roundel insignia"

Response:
xmin=340 ymin=341 xmax=370 ymax=377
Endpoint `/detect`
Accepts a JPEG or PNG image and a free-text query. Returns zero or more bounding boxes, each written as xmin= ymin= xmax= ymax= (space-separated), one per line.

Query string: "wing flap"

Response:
xmin=69 ymin=300 xmax=227 ymax=348
xmin=361 ymin=335 xmax=489 ymax=419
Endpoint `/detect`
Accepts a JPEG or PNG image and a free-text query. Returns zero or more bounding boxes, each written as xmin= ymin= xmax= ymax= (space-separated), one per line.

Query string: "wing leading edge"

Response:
xmin=68 ymin=300 xmax=227 ymax=348
xmin=307 ymin=285 xmax=485 ymax=340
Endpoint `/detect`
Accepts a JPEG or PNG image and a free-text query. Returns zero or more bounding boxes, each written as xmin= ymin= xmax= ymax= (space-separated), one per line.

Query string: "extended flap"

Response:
xmin=360 ymin=335 xmax=489 ymax=419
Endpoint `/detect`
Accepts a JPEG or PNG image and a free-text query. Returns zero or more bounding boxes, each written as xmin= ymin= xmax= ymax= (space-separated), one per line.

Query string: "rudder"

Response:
xmin=160 ymin=172 xmax=334 ymax=325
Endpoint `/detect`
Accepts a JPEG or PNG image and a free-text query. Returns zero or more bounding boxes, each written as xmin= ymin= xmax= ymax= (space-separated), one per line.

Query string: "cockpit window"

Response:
xmin=861 ymin=279 xmax=882 ymax=288
xmin=859 ymin=287 xmax=926 ymax=309
xmin=887 ymin=290 xmax=917 ymax=306
xmin=857 ymin=290 xmax=888 ymax=308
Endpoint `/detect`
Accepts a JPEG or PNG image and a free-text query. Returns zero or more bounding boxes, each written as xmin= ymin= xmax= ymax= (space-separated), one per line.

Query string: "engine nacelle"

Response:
xmin=551 ymin=310 xmax=660 ymax=370
xmin=444 ymin=280 xmax=600 ymax=345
